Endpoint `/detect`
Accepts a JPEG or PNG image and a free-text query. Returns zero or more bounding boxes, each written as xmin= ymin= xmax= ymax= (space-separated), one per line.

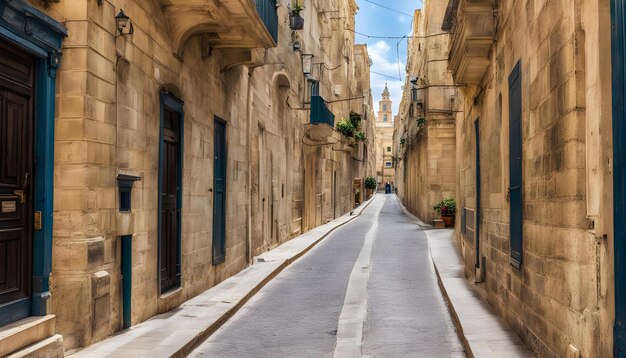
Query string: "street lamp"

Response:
xmin=302 ymin=53 xmax=314 ymax=76
xmin=115 ymin=9 xmax=134 ymax=37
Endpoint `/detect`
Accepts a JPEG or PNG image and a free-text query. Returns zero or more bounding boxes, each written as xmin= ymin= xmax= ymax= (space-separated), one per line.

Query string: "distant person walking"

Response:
xmin=385 ymin=182 xmax=391 ymax=194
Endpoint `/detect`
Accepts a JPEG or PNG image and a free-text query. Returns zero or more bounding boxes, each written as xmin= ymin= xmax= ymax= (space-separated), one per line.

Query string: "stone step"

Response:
xmin=0 ymin=315 xmax=56 ymax=357
xmin=6 ymin=334 xmax=64 ymax=358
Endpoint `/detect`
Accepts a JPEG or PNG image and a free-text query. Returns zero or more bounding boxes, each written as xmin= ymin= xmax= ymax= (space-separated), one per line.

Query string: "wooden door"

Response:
xmin=0 ymin=39 xmax=34 ymax=325
xmin=212 ymin=118 xmax=227 ymax=264
xmin=160 ymin=108 xmax=181 ymax=293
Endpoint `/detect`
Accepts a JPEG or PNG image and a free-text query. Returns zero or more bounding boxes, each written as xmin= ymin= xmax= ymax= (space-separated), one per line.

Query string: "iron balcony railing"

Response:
xmin=310 ymin=95 xmax=335 ymax=127
xmin=255 ymin=0 xmax=278 ymax=44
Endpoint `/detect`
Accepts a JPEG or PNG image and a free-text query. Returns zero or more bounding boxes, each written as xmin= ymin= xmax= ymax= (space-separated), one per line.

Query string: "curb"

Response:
xmin=429 ymin=249 xmax=474 ymax=358
xmin=393 ymin=194 xmax=431 ymax=228
xmin=175 ymin=194 xmax=378 ymax=358
xmin=424 ymin=229 xmax=534 ymax=358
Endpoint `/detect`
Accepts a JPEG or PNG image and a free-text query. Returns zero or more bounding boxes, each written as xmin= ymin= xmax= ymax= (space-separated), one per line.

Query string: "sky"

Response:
xmin=355 ymin=0 xmax=422 ymax=117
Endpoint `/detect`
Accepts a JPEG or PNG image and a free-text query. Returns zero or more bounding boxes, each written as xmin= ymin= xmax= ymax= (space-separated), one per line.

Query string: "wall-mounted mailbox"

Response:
xmin=117 ymin=174 xmax=141 ymax=212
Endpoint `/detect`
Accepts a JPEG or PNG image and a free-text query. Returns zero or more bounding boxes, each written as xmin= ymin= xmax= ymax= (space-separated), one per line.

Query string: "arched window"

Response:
xmin=383 ymin=104 xmax=387 ymax=111
xmin=384 ymin=114 xmax=387 ymax=122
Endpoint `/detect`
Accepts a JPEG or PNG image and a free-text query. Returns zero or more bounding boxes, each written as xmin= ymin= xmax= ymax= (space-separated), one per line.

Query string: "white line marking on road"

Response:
xmin=333 ymin=197 xmax=384 ymax=358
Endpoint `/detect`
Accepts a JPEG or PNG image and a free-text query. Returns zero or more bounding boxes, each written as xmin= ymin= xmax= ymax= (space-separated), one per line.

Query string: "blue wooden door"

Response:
xmin=212 ymin=118 xmax=227 ymax=265
xmin=612 ymin=0 xmax=626 ymax=355
xmin=509 ymin=61 xmax=523 ymax=269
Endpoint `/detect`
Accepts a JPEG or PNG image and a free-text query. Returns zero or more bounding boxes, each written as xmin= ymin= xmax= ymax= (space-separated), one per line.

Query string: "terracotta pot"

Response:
xmin=441 ymin=214 xmax=455 ymax=227
xmin=366 ymin=188 xmax=374 ymax=199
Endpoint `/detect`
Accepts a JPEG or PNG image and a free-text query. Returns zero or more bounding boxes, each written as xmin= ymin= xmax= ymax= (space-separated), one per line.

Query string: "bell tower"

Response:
xmin=377 ymin=83 xmax=392 ymax=123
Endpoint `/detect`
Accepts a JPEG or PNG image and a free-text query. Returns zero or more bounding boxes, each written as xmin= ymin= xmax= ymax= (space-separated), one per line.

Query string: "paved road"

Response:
xmin=190 ymin=195 xmax=465 ymax=358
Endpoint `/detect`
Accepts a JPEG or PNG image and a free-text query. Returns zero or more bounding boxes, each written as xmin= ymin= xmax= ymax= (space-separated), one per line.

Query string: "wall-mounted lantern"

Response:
xmin=302 ymin=53 xmax=314 ymax=76
xmin=115 ymin=9 xmax=134 ymax=37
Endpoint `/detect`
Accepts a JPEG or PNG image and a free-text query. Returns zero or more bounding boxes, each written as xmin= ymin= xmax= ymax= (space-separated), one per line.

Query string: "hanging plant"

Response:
xmin=336 ymin=118 xmax=355 ymax=137
xmin=349 ymin=111 xmax=362 ymax=128
xmin=289 ymin=1 xmax=305 ymax=30
xmin=354 ymin=131 xmax=366 ymax=142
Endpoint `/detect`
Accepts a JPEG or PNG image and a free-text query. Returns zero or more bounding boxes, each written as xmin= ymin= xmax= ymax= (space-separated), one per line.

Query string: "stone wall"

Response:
xmin=449 ymin=0 xmax=613 ymax=356
xmin=394 ymin=2 xmax=456 ymax=224
xmin=29 ymin=0 xmax=374 ymax=352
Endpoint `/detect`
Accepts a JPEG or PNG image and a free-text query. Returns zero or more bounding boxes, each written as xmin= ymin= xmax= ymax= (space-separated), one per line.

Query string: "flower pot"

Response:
xmin=290 ymin=15 xmax=304 ymax=30
xmin=441 ymin=214 xmax=455 ymax=228
xmin=366 ymin=188 xmax=374 ymax=199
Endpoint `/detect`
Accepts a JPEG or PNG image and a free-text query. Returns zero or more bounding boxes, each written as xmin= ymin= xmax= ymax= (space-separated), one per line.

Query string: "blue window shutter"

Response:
xmin=508 ymin=61 xmax=523 ymax=269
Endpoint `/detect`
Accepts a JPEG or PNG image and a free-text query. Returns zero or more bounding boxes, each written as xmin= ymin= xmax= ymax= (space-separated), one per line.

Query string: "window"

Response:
xmin=383 ymin=104 xmax=387 ymax=111
xmin=385 ymin=161 xmax=392 ymax=168
xmin=386 ymin=146 xmax=391 ymax=152
xmin=384 ymin=114 xmax=387 ymax=122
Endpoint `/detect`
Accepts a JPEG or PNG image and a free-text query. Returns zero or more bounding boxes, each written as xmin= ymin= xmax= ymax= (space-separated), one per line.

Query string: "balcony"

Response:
xmin=310 ymin=95 xmax=335 ymax=127
xmin=304 ymin=96 xmax=337 ymax=144
xmin=444 ymin=0 xmax=495 ymax=85
xmin=160 ymin=0 xmax=278 ymax=59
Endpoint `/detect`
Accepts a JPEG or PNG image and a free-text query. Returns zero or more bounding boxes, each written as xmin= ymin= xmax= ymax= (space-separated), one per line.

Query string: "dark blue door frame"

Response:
xmin=509 ymin=60 xmax=523 ymax=270
xmin=475 ymin=118 xmax=481 ymax=269
xmin=612 ymin=0 xmax=626 ymax=355
xmin=0 ymin=0 xmax=66 ymax=325
xmin=121 ymin=235 xmax=132 ymax=329
xmin=212 ymin=117 xmax=227 ymax=265
xmin=158 ymin=92 xmax=184 ymax=294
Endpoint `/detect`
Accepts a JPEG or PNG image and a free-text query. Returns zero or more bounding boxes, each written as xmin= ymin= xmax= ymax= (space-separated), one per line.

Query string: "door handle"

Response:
xmin=13 ymin=190 xmax=25 ymax=204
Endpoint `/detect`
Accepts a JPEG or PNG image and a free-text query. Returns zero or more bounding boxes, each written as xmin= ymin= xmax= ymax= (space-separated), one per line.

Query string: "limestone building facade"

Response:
xmin=0 ymin=0 xmax=375 ymax=355
xmin=443 ymin=0 xmax=616 ymax=356
xmin=375 ymin=84 xmax=394 ymax=189
xmin=394 ymin=4 xmax=456 ymax=224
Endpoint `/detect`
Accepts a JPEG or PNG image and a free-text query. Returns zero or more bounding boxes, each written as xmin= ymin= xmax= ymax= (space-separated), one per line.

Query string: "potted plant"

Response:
xmin=434 ymin=197 xmax=456 ymax=227
xmin=289 ymin=1 xmax=305 ymax=30
xmin=365 ymin=176 xmax=377 ymax=199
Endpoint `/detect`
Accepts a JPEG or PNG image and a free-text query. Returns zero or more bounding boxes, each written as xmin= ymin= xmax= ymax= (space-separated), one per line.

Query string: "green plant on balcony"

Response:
xmin=354 ymin=131 xmax=366 ymax=142
xmin=349 ymin=111 xmax=362 ymax=128
xmin=336 ymin=118 xmax=355 ymax=137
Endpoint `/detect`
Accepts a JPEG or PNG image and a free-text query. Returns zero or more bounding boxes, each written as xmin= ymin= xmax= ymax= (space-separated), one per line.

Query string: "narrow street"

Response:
xmin=190 ymin=195 xmax=465 ymax=358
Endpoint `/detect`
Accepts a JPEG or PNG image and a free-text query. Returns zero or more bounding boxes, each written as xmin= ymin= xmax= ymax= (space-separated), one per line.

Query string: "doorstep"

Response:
xmin=0 ymin=315 xmax=59 ymax=357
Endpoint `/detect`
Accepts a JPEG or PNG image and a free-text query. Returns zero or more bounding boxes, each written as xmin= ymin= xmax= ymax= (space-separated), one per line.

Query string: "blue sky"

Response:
xmin=355 ymin=0 xmax=422 ymax=116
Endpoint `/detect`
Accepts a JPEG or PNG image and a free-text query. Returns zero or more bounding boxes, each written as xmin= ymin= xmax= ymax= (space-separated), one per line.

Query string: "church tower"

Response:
xmin=377 ymin=83 xmax=393 ymax=123
xmin=375 ymin=83 xmax=395 ymax=189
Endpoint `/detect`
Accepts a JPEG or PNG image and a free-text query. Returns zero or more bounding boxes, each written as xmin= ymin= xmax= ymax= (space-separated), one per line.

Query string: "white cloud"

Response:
xmin=367 ymin=40 xmax=405 ymax=116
